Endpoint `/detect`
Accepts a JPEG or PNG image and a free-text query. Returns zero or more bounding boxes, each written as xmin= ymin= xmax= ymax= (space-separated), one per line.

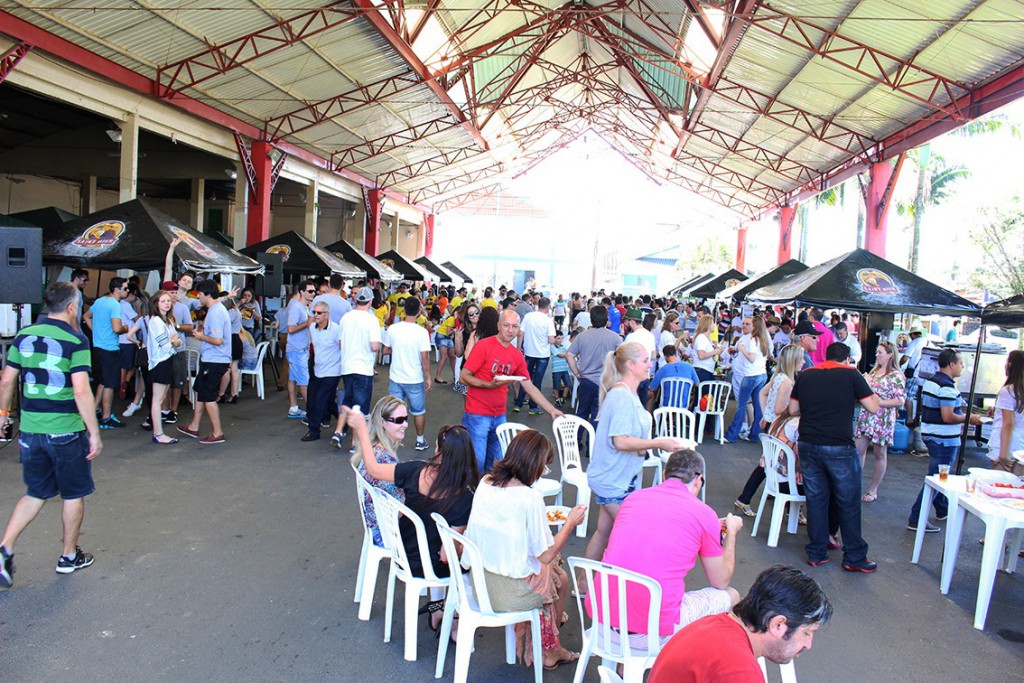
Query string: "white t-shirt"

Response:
xmin=310 ymin=320 xmax=343 ymax=377
xmin=285 ymin=298 xmax=312 ymax=353
xmin=384 ymin=320 xmax=430 ymax=385
xmin=339 ymin=308 xmax=382 ymax=377
xmin=575 ymin=311 xmax=591 ymax=330
xmin=773 ymin=330 xmax=791 ymax=355
xmin=463 ymin=479 xmax=553 ymax=579
xmin=904 ymin=336 xmax=925 ymax=373
xmin=693 ymin=333 xmax=716 ymax=373
xmin=989 ymin=385 xmax=1024 ymax=463
xmin=739 ymin=334 xmax=768 ymax=377
xmin=657 ymin=329 xmax=676 ymax=365
xmin=841 ymin=334 xmax=862 ymax=363
xmin=521 ymin=310 xmax=556 ymax=358
xmin=625 ymin=327 xmax=657 ymax=362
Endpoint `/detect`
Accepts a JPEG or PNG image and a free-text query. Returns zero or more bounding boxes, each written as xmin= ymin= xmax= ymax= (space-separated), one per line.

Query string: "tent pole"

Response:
xmin=954 ymin=325 xmax=985 ymax=475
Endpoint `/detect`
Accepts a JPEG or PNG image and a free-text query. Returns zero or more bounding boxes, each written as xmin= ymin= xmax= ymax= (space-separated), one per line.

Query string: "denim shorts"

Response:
xmin=551 ymin=371 xmax=571 ymax=391
xmin=388 ymin=380 xmax=426 ymax=416
xmin=286 ymin=350 xmax=310 ymax=386
xmin=435 ymin=333 xmax=454 ymax=349
xmin=20 ymin=431 xmax=95 ymax=500
xmin=594 ymin=479 xmax=637 ymax=506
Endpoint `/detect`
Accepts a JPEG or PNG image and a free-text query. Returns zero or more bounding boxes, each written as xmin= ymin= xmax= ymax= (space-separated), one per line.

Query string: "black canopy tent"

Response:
xmin=668 ymin=272 xmax=713 ymax=298
xmin=323 ymin=240 xmax=402 ymax=281
xmin=718 ymin=259 xmax=807 ymax=302
xmin=747 ymin=249 xmax=981 ymax=317
xmin=376 ymin=249 xmax=431 ymax=281
xmin=11 ymin=206 xmax=78 ymax=229
xmin=241 ymin=231 xmax=364 ymax=278
xmin=441 ymin=261 xmax=474 ymax=284
xmin=691 ymin=269 xmax=748 ymax=299
xmin=44 ymin=198 xmax=263 ymax=274
xmin=414 ymin=256 xmax=456 ymax=283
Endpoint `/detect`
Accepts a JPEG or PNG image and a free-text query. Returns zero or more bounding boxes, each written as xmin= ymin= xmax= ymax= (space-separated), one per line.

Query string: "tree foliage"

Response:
xmin=968 ymin=200 xmax=1024 ymax=297
xmin=676 ymin=236 xmax=731 ymax=279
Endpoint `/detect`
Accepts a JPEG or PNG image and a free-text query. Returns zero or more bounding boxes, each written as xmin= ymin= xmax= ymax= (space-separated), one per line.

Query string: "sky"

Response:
xmin=436 ymin=97 xmax=1024 ymax=294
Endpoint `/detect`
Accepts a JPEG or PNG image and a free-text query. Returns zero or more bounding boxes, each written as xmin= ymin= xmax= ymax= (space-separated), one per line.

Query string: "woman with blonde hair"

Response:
xmin=351 ymin=395 xmax=408 ymax=547
xmin=854 ymin=340 xmax=906 ymax=502
xmin=725 ymin=316 xmax=772 ymax=443
xmin=691 ymin=314 xmax=725 ymax=383
xmin=582 ymin=342 xmax=690 ymax=565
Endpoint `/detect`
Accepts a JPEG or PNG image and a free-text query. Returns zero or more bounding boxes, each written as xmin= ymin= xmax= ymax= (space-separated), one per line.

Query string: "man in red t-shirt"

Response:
xmin=460 ymin=310 xmax=562 ymax=473
xmin=649 ymin=565 xmax=832 ymax=683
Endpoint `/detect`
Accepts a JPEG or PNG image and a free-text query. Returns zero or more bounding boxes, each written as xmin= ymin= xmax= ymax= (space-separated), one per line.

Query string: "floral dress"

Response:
xmin=356 ymin=444 xmax=405 ymax=546
xmin=854 ymin=370 xmax=906 ymax=446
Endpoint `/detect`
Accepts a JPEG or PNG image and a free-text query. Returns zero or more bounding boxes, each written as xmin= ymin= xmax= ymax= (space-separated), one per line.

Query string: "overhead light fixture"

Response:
xmin=347 ymin=208 xmax=357 ymax=218
xmin=383 ymin=219 xmax=393 ymax=228
xmin=225 ymin=169 xmax=238 ymax=179
xmin=405 ymin=230 xmax=413 ymax=238
xmin=106 ymin=128 xmax=122 ymax=143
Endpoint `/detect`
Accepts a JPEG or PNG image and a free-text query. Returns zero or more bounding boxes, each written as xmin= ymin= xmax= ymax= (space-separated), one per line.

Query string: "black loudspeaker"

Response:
xmin=256 ymin=252 xmax=284 ymax=298
xmin=0 ymin=226 xmax=43 ymax=304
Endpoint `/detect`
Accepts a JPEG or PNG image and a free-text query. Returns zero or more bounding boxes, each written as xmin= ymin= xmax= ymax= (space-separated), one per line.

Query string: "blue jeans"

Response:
xmin=798 ymin=441 xmax=869 ymax=564
xmin=576 ymin=378 xmax=600 ymax=426
xmin=515 ymin=356 xmax=549 ymax=409
xmin=726 ymin=373 xmax=766 ymax=442
xmin=462 ymin=411 xmax=506 ymax=474
xmin=342 ymin=373 xmax=373 ymax=414
xmin=908 ymin=439 xmax=959 ymax=523
xmin=306 ymin=374 xmax=340 ymax=437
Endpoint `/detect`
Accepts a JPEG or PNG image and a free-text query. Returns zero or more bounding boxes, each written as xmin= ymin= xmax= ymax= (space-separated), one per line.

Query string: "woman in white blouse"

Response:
xmin=691 ymin=314 xmax=725 ymax=383
xmin=463 ymin=430 xmax=586 ymax=670
xmin=725 ymin=316 xmax=771 ymax=443
xmin=990 ymin=350 xmax=1024 ymax=474
xmin=146 ymin=289 xmax=181 ymax=444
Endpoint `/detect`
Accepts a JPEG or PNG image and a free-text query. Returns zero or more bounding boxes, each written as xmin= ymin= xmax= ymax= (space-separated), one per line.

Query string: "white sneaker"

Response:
xmin=123 ymin=402 xmax=143 ymax=417
xmin=288 ymin=406 xmax=307 ymax=419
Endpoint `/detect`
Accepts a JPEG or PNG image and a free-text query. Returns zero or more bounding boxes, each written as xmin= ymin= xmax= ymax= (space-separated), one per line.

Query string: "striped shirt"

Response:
xmin=7 ymin=318 xmax=91 ymax=434
xmin=920 ymin=371 xmax=963 ymax=446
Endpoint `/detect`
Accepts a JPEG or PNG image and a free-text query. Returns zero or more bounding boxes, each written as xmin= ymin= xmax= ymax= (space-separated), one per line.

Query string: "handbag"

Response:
xmin=134 ymin=344 xmax=148 ymax=369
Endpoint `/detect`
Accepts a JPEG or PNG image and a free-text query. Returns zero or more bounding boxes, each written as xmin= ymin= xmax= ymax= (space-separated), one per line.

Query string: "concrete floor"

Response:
xmin=1 ymin=361 xmax=1022 ymax=682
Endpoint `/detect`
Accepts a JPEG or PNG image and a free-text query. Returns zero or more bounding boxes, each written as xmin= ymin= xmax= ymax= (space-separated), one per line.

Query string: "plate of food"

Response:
xmin=494 ymin=375 xmax=527 ymax=382
xmin=999 ymin=499 xmax=1024 ymax=511
xmin=967 ymin=468 xmax=1022 ymax=485
xmin=545 ymin=505 xmax=570 ymax=525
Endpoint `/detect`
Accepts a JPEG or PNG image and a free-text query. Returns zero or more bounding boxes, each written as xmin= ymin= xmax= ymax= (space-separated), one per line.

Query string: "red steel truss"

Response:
xmin=0 ymin=42 xmax=31 ymax=85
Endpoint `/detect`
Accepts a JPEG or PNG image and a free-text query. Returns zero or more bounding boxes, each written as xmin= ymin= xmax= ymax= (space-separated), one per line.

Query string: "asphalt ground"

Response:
xmin=1 ymin=359 xmax=1023 ymax=682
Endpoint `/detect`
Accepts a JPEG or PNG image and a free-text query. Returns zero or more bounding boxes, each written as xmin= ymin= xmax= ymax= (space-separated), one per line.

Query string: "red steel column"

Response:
xmin=735 ymin=225 xmax=747 ymax=272
xmin=246 ymin=139 xmax=272 ymax=245
xmin=864 ymin=161 xmax=895 ymax=257
xmin=423 ymin=214 xmax=435 ymax=258
xmin=364 ymin=188 xmax=382 ymax=255
xmin=777 ymin=204 xmax=797 ymax=264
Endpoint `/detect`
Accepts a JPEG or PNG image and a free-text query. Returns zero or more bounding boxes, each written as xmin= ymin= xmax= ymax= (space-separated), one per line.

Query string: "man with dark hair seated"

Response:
xmin=649 ymin=564 xmax=833 ymax=682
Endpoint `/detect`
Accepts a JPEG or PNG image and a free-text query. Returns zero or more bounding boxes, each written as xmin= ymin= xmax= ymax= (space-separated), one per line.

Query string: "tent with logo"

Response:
xmin=747 ymin=249 xmax=980 ymax=316
xmin=43 ymin=198 xmax=263 ymax=274
xmin=686 ymin=269 xmax=747 ymax=299
xmin=241 ymin=231 xmax=364 ymax=278
xmin=415 ymin=256 xmax=459 ymax=283
xmin=668 ymin=272 xmax=714 ymax=298
xmin=11 ymin=206 xmax=78 ymax=229
xmin=718 ymin=260 xmax=807 ymax=302
xmin=375 ymin=249 xmax=431 ymax=281
xmin=441 ymin=261 xmax=474 ymax=284
xmin=323 ymin=240 xmax=402 ymax=281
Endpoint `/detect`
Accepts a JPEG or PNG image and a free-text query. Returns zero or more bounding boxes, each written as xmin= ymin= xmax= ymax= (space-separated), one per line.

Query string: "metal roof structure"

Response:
xmin=2 ymin=1 xmax=1022 ymax=216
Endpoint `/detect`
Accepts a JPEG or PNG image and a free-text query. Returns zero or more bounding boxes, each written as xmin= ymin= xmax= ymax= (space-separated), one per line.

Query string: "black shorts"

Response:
xmin=231 ymin=334 xmax=243 ymax=362
xmin=150 ymin=356 xmax=174 ymax=385
xmin=95 ymin=348 xmax=120 ymax=388
xmin=171 ymin=352 xmax=187 ymax=388
xmin=119 ymin=343 xmax=137 ymax=370
xmin=194 ymin=362 xmax=229 ymax=403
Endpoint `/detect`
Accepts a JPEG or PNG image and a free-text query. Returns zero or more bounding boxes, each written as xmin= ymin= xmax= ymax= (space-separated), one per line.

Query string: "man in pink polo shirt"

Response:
xmin=598 ymin=449 xmax=743 ymax=638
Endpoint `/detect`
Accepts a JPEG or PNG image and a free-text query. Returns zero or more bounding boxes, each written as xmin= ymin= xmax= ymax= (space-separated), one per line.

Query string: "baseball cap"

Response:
xmin=793 ymin=320 xmax=821 ymax=337
xmin=355 ymin=286 xmax=374 ymax=303
xmin=910 ymin=327 xmax=924 ymax=335
xmin=161 ymin=281 xmax=178 ymax=292
xmin=766 ymin=315 xmax=782 ymax=326
xmin=625 ymin=308 xmax=643 ymax=321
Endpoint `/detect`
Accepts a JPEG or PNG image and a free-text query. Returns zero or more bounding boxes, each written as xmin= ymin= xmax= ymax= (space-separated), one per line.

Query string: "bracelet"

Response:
xmin=0 ymin=409 xmax=9 ymax=417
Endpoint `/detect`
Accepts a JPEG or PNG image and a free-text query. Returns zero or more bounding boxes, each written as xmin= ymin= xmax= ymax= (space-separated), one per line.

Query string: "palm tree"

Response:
xmin=897 ymin=144 xmax=969 ymax=273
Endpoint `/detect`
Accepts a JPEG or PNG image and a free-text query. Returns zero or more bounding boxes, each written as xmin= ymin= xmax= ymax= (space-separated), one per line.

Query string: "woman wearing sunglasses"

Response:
xmin=349 ymin=403 xmax=479 ymax=630
xmin=453 ymin=303 xmax=481 ymax=396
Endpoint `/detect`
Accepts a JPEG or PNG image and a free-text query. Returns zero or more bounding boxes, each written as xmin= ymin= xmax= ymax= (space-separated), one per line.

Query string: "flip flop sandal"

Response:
xmin=543 ymin=652 xmax=580 ymax=671
xmin=862 ymin=492 xmax=878 ymax=503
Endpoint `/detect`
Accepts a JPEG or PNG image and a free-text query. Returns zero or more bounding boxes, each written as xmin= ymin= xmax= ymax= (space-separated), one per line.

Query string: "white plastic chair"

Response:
xmin=496 ymin=422 xmax=532 ymax=455
xmin=653 ymin=407 xmax=703 ymax=501
xmin=184 ymin=348 xmax=200 ymax=404
xmin=351 ymin=463 xmax=393 ymax=621
xmin=658 ymin=377 xmax=694 ymax=410
xmin=239 ymin=340 xmax=269 ymax=399
xmin=431 ymin=513 xmax=543 ymax=683
xmin=752 ymin=435 xmax=806 ymax=548
xmin=553 ymin=415 xmax=593 ymax=538
xmin=695 ymin=381 xmax=731 ymax=444
xmin=598 ymin=666 xmax=624 ymax=683
xmin=759 ymin=656 xmax=799 ymax=682
xmin=370 ymin=488 xmax=451 ymax=662
xmin=569 ymin=557 xmax=663 ymax=683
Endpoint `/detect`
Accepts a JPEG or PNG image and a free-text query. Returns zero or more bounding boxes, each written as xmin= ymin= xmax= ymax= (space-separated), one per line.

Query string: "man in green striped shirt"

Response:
xmin=0 ymin=281 xmax=103 ymax=588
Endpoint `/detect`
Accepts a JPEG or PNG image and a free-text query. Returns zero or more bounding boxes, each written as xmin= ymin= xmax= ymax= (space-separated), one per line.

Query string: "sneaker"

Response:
xmin=0 ymin=546 xmax=14 ymax=587
xmin=300 ymin=432 xmax=320 ymax=442
xmin=163 ymin=410 xmax=178 ymax=424
xmin=177 ymin=425 xmax=200 ymax=439
xmin=841 ymin=559 xmax=878 ymax=574
xmin=122 ymin=402 xmax=143 ymax=418
xmin=99 ymin=416 xmax=125 ymax=429
xmin=415 ymin=438 xmax=429 ymax=451
xmin=528 ymin=409 xmax=544 ymax=416
xmin=512 ymin=406 xmax=521 ymax=413
xmin=349 ymin=446 xmax=357 ymax=455
xmin=288 ymin=406 xmax=307 ymax=419
xmin=807 ymin=557 xmax=830 ymax=567
xmin=907 ymin=521 xmax=941 ymax=533
xmin=0 ymin=422 xmax=12 ymax=443
xmin=140 ymin=418 xmax=153 ymax=432
xmin=935 ymin=513 xmax=948 ymax=521
xmin=330 ymin=433 xmax=342 ymax=450
xmin=56 ymin=547 xmax=94 ymax=575
xmin=199 ymin=433 xmax=226 ymax=445
xmin=733 ymin=501 xmax=755 ymax=517
xmin=827 ymin=536 xmax=842 ymax=550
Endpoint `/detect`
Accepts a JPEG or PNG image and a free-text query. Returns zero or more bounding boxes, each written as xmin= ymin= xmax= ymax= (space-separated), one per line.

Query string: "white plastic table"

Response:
xmin=910 ymin=474 xmax=964 ymax=566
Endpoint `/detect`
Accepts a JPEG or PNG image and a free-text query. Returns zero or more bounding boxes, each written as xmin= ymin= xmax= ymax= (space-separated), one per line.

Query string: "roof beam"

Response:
xmin=352 ymin=0 xmax=489 ymax=151
xmin=331 ymin=116 xmax=467 ymax=169
xmin=682 ymin=0 xmax=721 ymax=49
xmin=0 ymin=42 xmax=31 ymax=85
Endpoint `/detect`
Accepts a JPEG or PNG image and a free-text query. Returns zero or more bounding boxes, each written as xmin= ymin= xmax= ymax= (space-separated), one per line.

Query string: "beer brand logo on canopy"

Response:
xmin=266 ymin=244 xmax=291 ymax=262
xmin=170 ymin=227 xmax=217 ymax=259
xmin=857 ymin=268 xmax=899 ymax=295
xmin=380 ymin=258 xmax=395 ymax=268
xmin=724 ymin=278 xmax=741 ymax=288
xmin=73 ymin=220 xmax=124 ymax=248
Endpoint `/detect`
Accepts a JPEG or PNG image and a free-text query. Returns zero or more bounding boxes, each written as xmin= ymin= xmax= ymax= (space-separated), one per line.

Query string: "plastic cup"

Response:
xmin=965 ymin=476 xmax=977 ymax=494
xmin=938 ymin=464 xmax=950 ymax=481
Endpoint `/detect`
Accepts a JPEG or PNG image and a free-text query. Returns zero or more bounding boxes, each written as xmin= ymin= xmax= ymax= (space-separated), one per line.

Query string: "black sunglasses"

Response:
xmin=383 ymin=415 xmax=408 ymax=425
xmin=305 ymin=289 xmax=316 ymax=294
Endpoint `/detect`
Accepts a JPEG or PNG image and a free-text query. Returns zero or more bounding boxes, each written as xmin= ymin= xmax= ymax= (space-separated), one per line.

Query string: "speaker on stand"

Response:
xmin=254 ymin=251 xmax=285 ymax=390
xmin=0 ymin=225 xmax=43 ymax=442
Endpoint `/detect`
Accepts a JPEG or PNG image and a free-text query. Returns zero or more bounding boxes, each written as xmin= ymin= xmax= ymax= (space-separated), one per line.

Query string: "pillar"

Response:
xmin=777 ymin=204 xmax=797 ymax=264
xmin=118 ymin=113 xmax=139 ymax=203
xmin=246 ymin=140 xmax=272 ymax=245
xmin=423 ymin=214 xmax=435 ymax=258
xmin=735 ymin=224 xmax=747 ymax=272
xmin=864 ymin=161 xmax=895 ymax=257
xmin=364 ymin=188 xmax=381 ymax=255
xmin=232 ymin=161 xmax=247 ymax=250
xmin=81 ymin=175 xmax=97 ymax=215
xmin=189 ymin=178 xmax=205 ymax=232
xmin=303 ymin=179 xmax=319 ymax=243
xmin=390 ymin=210 xmax=401 ymax=251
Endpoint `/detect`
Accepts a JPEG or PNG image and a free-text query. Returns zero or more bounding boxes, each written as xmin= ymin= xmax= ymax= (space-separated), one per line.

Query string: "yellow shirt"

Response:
xmin=709 ymin=327 xmax=719 ymax=343
xmin=481 ymin=298 xmax=498 ymax=309
xmin=387 ymin=292 xmax=410 ymax=307
xmin=450 ymin=296 xmax=464 ymax=311
xmin=374 ymin=304 xmax=389 ymax=328
xmin=436 ymin=315 xmax=456 ymax=337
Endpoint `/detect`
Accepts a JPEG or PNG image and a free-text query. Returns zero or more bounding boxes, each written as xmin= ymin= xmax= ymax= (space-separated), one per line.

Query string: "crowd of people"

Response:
xmin=2 ymin=264 xmax=1023 ymax=680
